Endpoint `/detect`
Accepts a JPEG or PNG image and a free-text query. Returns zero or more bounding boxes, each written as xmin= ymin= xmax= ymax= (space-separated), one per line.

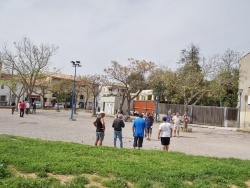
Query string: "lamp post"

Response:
xmin=92 ymin=76 xmax=101 ymax=117
xmin=238 ymin=89 xmax=243 ymax=128
xmin=70 ymin=61 xmax=81 ymax=121
xmin=92 ymin=81 xmax=100 ymax=117
xmin=155 ymin=81 xmax=161 ymax=121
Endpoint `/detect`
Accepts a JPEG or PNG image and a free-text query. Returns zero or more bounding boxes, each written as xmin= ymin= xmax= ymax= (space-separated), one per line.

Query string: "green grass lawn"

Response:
xmin=1 ymin=134 xmax=250 ymax=188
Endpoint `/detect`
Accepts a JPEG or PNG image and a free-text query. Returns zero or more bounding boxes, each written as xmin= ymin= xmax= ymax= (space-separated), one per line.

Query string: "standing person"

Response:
xmin=25 ymin=101 xmax=30 ymax=114
xmin=172 ymin=112 xmax=181 ymax=137
xmin=145 ymin=113 xmax=154 ymax=140
xmin=183 ymin=114 xmax=189 ymax=129
xmin=158 ymin=116 xmax=173 ymax=151
xmin=11 ymin=101 xmax=16 ymax=114
xmin=132 ymin=113 xmax=146 ymax=149
xmin=19 ymin=100 xmax=26 ymax=117
xmin=112 ymin=114 xmax=125 ymax=148
xmin=115 ymin=109 xmax=121 ymax=118
xmin=17 ymin=101 xmax=21 ymax=114
xmin=32 ymin=100 xmax=36 ymax=113
xmin=167 ymin=109 xmax=172 ymax=117
xmin=93 ymin=111 xmax=106 ymax=146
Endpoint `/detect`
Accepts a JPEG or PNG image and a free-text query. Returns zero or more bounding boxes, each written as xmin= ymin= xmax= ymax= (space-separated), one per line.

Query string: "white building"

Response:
xmin=238 ymin=52 xmax=250 ymax=129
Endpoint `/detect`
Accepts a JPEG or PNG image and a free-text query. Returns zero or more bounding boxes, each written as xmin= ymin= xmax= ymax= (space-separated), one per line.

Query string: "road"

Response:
xmin=1 ymin=108 xmax=250 ymax=160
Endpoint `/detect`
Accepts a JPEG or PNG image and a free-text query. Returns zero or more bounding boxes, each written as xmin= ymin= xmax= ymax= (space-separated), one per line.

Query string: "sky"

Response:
xmin=1 ymin=0 xmax=250 ymax=77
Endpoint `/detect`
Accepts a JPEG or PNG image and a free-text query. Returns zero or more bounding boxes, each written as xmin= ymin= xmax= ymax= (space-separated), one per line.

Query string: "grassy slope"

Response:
xmin=0 ymin=134 xmax=250 ymax=188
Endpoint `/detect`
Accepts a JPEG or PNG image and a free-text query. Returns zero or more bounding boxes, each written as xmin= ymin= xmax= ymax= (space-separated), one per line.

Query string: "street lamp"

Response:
xmin=91 ymin=77 xmax=100 ymax=117
xmin=238 ymin=89 xmax=243 ymax=128
xmin=155 ymin=81 xmax=161 ymax=121
xmin=70 ymin=61 xmax=81 ymax=121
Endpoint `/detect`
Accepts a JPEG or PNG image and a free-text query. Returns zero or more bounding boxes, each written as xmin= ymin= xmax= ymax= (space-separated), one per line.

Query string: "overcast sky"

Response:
xmin=1 ymin=0 xmax=250 ymax=76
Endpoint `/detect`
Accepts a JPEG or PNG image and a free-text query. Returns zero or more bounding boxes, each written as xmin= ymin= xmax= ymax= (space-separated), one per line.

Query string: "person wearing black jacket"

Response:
xmin=112 ymin=114 xmax=125 ymax=148
xmin=93 ymin=111 xmax=106 ymax=146
xmin=11 ymin=101 xmax=16 ymax=114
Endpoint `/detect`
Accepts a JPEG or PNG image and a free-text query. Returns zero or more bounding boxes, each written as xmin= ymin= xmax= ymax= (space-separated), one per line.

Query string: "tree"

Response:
xmin=104 ymin=59 xmax=156 ymax=115
xmin=73 ymin=75 xmax=89 ymax=112
xmin=208 ymin=49 xmax=242 ymax=107
xmin=0 ymin=70 xmax=25 ymax=107
xmin=84 ymin=74 xmax=106 ymax=115
xmin=0 ymin=37 xmax=58 ymax=103
xmin=148 ymin=66 xmax=175 ymax=103
xmin=49 ymin=79 xmax=72 ymax=111
xmin=173 ymin=44 xmax=211 ymax=114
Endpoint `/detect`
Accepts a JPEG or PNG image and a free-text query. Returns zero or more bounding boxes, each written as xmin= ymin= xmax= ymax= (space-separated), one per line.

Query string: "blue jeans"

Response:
xmin=114 ymin=131 xmax=123 ymax=148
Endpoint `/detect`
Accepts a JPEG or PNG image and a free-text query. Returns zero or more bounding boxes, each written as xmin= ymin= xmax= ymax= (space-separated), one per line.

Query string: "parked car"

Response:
xmin=35 ymin=101 xmax=42 ymax=108
xmin=73 ymin=104 xmax=80 ymax=109
xmin=45 ymin=102 xmax=53 ymax=108
xmin=54 ymin=103 xmax=64 ymax=108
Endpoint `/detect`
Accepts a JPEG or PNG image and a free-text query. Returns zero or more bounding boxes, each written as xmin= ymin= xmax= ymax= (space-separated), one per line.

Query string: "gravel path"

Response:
xmin=1 ymin=109 xmax=250 ymax=160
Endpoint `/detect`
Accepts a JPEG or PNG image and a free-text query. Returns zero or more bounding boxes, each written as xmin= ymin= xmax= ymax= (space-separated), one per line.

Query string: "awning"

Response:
xmin=31 ymin=95 xmax=40 ymax=99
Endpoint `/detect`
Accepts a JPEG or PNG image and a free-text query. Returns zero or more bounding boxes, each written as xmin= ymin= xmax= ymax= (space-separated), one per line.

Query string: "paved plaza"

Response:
xmin=1 ymin=108 xmax=250 ymax=160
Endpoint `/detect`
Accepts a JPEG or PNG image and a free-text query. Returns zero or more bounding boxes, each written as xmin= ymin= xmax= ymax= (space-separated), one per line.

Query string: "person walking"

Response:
xmin=25 ymin=101 xmax=30 ymax=114
xmin=19 ymin=101 xmax=26 ymax=117
xmin=132 ymin=113 xmax=146 ymax=149
xmin=11 ymin=101 xmax=16 ymax=114
xmin=93 ymin=111 xmax=106 ymax=146
xmin=158 ymin=116 xmax=173 ymax=151
xmin=145 ymin=113 xmax=154 ymax=140
xmin=32 ymin=100 xmax=37 ymax=113
xmin=112 ymin=114 xmax=125 ymax=148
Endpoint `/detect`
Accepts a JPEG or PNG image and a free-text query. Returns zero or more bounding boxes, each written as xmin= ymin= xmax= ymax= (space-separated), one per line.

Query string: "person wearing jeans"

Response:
xmin=112 ymin=114 xmax=125 ymax=148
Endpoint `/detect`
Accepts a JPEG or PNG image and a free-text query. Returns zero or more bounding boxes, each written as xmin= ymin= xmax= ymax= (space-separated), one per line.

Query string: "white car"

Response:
xmin=73 ymin=104 xmax=80 ymax=109
xmin=35 ymin=101 xmax=42 ymax=108
xmin=54 ymin=103 xmax=64 ymax=108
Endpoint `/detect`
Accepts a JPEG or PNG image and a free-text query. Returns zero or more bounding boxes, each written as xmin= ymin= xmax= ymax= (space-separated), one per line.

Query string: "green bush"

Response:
xmin=2 ymin=177 xmax=61 ymax=188
xmin=65 ymin=176 xmax=89 ymax=188
xmin=102 ymin=177 xmax=128 ymax=188
xmin=0 ymin=163 xmax=12 ymax=179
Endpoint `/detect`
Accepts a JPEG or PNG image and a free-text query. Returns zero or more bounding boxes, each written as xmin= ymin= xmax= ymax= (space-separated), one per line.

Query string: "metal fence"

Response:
xmin=158 ymin=103 xmax=238 ymax=127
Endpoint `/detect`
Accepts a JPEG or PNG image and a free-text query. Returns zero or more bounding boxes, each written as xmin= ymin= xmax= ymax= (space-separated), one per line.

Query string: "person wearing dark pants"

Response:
xmin=11 ymin=101 xmax=16 ymax=114
xmin=112 ymin=114 xmax=125 ymax=148
xmin=19 ymin=101 xmax=25 ymax=117
xmin=25 ymin=101 xmax=30 ymax=114
xmin=32 ymin=100 xmax=36 ymax=113
xmin=132 ymin=113 xmax=146 ymax=149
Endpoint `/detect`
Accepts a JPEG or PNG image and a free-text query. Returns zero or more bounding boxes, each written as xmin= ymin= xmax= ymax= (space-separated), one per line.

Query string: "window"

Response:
xmin=80 ymin=94 xmax=84 ymax=99
xmin=1 ymin=85 xmax=4 ymax=89
xmin=0 ymin=96 xmax=6 ymax=101
xmin=148 ymin=95 xmax=152 ymax=100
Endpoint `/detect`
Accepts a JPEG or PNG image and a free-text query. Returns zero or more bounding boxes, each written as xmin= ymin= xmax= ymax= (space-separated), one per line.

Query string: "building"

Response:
xmin=0 ymin=70 xmax=91 ymax=109
xmin=99 ymin=84 xmax=128 ymax=115
xmin=238 ymin=52 xmax=250 ymax=129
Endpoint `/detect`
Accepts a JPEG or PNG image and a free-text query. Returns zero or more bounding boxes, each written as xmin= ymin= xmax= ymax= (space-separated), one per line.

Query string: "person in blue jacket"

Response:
xmin=132 ymin=113 xmax=147 ymax=149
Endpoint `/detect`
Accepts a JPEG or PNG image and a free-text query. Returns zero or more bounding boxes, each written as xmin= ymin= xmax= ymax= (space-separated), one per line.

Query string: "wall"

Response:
xmin=239 ymin=53 xmax=250 ymax=129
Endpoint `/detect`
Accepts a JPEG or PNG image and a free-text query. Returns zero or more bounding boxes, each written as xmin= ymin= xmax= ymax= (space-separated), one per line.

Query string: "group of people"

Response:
xmin=92 ymin=109 xmax=188 ymax=151
xmin=10 ymin=100 xmax=37 ymax=117
xmin=93 ymin=110 xmax=125 ymax=147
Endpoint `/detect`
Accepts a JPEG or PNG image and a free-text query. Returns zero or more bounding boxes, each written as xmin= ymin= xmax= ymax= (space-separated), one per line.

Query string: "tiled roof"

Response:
xmin=45 ymin=72 xmax=74 ymax=80
xmin=0 ymin=73 xmax=12 ymax=79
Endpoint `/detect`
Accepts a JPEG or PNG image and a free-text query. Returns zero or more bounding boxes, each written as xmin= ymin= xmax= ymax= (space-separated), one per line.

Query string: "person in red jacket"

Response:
xmin=19 ymin=100 xmax=26 ymax=117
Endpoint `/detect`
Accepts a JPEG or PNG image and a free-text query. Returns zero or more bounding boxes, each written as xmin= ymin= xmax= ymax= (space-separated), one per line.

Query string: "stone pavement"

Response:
xmin=1 ymin=108 xmax=250 ymax=160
